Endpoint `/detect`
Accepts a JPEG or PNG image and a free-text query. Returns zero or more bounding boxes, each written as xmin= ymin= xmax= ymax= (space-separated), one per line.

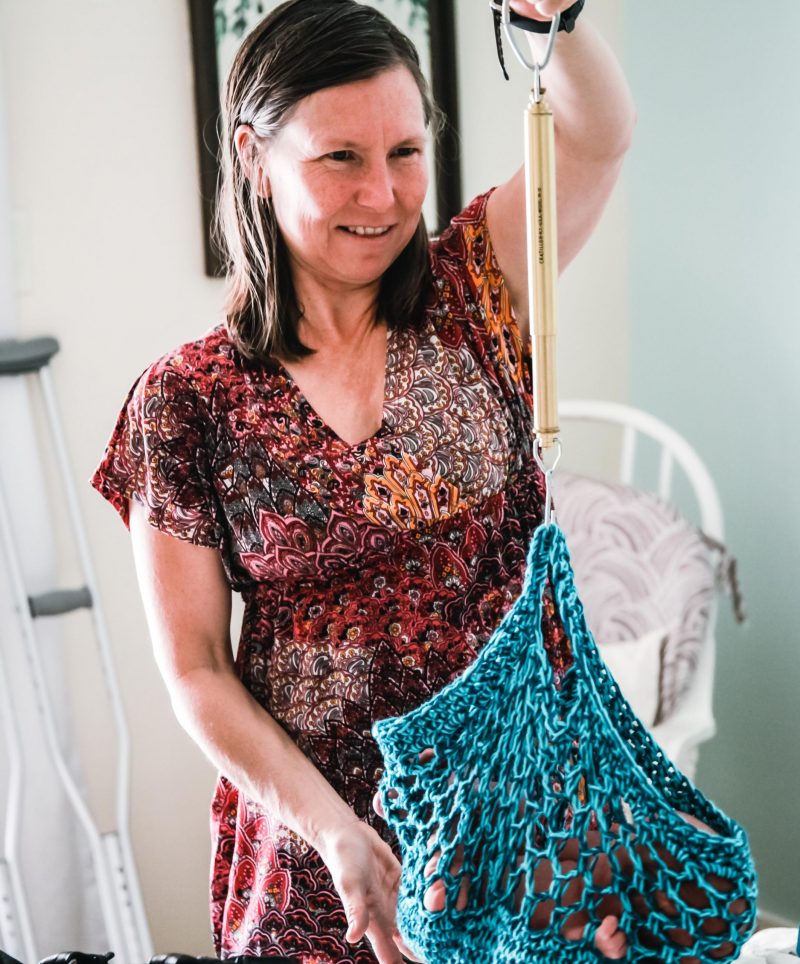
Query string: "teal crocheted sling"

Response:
xmin=372 ymin=521 xmax=758 ymax=963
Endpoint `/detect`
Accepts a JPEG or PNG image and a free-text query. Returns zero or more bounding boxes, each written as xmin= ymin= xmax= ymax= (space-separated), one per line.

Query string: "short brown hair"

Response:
xmin=215 ymin=0 xmax=442 ymax=362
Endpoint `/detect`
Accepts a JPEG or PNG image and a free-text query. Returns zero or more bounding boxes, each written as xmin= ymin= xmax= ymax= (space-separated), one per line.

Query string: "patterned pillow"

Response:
xmin=550 ymin=471 xmax=743 ymax=722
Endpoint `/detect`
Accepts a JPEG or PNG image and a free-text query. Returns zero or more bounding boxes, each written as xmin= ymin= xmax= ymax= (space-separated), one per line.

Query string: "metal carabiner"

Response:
xmin=499 ymin=0 xmax=560 ymax=101
xmin=533 ymin=436 xmax=562 ymax=526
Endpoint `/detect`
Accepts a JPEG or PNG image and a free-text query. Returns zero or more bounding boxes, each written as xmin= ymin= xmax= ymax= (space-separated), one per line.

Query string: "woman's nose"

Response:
xmin=355 ymin=161 xmax=394 ymax=210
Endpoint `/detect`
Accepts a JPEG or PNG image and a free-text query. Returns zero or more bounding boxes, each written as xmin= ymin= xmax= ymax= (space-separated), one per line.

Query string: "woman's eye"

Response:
xmin=394 ymin=146 xmax=420 ymax=158
xmin=326 ymin=150 xmax=353 ymax=162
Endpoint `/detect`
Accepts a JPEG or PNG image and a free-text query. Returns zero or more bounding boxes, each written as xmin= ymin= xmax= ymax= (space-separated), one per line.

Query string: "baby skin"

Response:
xmin=373 ymin=749 xmax=729 ymax=962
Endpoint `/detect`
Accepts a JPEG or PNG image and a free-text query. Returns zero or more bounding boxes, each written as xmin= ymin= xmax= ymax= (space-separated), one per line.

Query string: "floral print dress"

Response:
xmin=91 ymin=191 xmax=572 ymax=962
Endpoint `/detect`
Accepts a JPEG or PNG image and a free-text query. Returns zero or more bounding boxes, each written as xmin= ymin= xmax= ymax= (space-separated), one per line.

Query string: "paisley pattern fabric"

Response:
xmin=91 ymin=191 xmax=572 ymax=962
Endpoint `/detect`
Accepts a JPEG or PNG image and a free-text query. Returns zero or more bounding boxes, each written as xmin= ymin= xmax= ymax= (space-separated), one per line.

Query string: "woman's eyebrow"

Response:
xmin=312 ymin=133 xmax=426 ymax=151
xmin=319 ymin=138 xmax=362 ymax=149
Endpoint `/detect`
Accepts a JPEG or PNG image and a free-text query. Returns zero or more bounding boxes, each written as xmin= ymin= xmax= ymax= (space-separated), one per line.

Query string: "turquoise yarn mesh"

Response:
xmin=372 ymin=522 xmax=758 ymax=963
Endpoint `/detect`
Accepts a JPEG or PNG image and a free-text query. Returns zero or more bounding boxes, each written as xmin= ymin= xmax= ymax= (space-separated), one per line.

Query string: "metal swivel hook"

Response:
xmin=533 ymin=436 xmax=562 ymax=526
xmin=498 ymin=0 xmax=560 ymax=101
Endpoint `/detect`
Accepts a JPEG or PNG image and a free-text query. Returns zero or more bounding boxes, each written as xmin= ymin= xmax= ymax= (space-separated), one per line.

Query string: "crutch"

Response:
xmin=0 ymin=336 xmax=153 ymax=963
xmin=0 ymin=635 xmax=37 ymax=962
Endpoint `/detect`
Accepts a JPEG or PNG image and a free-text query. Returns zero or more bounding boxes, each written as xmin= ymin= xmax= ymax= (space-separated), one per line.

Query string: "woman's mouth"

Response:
xmin=339 ymin=225 xmax=394 ymax=237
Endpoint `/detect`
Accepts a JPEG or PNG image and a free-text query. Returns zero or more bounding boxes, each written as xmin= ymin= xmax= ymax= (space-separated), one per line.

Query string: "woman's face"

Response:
xmin=257 ymin=65 xmax=429 ymax=299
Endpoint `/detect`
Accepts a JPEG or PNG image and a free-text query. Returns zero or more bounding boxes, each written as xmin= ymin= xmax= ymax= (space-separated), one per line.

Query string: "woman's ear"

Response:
xmin=234 ymin=124 xmax=271 ymax=198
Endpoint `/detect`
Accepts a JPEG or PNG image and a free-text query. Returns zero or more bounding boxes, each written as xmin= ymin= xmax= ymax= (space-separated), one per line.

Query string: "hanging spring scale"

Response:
xmin=500 ymin=0 xmax=563 ymax=525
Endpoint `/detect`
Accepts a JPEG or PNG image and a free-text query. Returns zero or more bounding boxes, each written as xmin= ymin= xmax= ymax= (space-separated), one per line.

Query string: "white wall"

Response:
xmin=0 ymin=2 xmax=628 ymax=952
xmin=1 ymin=2 xmax=225 ymax=953
xmin=623 ymin=0 xmax=800 ymax=922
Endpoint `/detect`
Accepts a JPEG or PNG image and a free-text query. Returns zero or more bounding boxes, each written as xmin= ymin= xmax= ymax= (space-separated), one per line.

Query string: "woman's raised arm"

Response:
xmin=486 ymin=2 xmax=637 ymax=343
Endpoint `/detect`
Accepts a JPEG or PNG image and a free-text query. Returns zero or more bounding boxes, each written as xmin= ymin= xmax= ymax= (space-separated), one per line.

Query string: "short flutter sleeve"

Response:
xmin=429 ymin=189 xmax=534 ymax=427
xmin=90 ymin=358 xmax=224 ymax=548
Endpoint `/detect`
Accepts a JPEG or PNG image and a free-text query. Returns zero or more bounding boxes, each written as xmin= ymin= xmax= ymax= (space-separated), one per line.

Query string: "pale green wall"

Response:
xmin=624 ymin=2 xmax=800 ymax=921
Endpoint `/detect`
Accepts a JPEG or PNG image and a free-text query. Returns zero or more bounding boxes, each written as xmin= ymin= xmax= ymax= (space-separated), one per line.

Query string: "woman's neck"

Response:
xmin=293 ymin=279 xmax=383 ymax=351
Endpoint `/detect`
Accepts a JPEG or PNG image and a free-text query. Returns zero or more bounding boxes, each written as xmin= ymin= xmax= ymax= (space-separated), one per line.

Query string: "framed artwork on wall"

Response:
xmin=188 ymin=0 xmax=461 ymax=277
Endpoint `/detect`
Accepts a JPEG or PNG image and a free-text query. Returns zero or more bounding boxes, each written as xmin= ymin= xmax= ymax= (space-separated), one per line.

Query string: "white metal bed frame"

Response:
xmin=560 ymin=399 xmax=724 ymax=779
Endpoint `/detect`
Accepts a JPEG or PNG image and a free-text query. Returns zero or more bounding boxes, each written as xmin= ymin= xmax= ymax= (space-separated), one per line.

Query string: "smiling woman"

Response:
xmin=233 ymin=67 xmax=429 ymax=352
xmin=216 ymin=6 xmax=440 ymax=366
xmin=187 ymin=0 xmax=460 ymax=275
xmin=89 ymin=1 xmax=637 ymax=961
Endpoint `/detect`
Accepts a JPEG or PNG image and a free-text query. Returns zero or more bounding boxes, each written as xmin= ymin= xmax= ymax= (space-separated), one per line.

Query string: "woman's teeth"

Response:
xmin=342 ymin=225 xmax=391 ymax=236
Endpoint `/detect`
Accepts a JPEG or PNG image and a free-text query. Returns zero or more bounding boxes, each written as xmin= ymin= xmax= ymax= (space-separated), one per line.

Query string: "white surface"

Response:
xmin=0 ymin=26 xmax=100 ymax=957
xmin=738 ymin=927 xmax=799 ymax=962
xmin=624 ymin=0 xmax=800 ymax=923
xmin=599 ymin=626 xmax=665 ymax=728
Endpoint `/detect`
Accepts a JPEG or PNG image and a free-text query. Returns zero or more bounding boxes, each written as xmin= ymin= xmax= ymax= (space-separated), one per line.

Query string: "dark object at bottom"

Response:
xmin=39 ymin=955 xmax=114 ymax=964
xmin=153 ymin=956 xmax=297 ymax=964
xmin=0 ymin=953 xmax=295 ymax=964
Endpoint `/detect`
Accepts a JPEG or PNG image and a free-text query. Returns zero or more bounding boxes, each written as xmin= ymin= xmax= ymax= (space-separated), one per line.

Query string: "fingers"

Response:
xmin=423 ymin=842 xmax=470 ymax=914
xmin=344 ymin=901 xmax=369 ymax=945
xmin=350 ymin=895 xmax=406 ymax=964
xmin=456 ymin=874 xmax=471 ymax=911
xmin=534 ymin=0 xmax=573 ymax=16
xmin=362 ymin=879 xmax=411 ymax=964
xmin=594 ymin=915 xmax=628 ymax=960
xmin=423 ymin=850 xmax=438 ymax=879
xmin=511 ymin=0 xmax=567 ymax=18
xmin=509 ymin=0 xmax=557 ymax=20
xmin=423 ymin=877 xmax=444 ymax=913
xmin=393 ymin=931 xmax=424 ymax=963
xmin=423 ymin=874 xmax=471 ymax=914
xmin=330 ymin=826 xmax=407 ymax=964
xmin=365 ymin=924 xmax=406 ymax=964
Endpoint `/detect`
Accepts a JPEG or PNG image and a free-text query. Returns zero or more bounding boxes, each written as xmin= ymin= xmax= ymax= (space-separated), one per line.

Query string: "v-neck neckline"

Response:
xmin=272 ymin=325 xmax=396 ymax=452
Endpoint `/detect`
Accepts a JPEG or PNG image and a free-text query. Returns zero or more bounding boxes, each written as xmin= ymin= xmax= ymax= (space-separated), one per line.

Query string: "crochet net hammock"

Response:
xmin=372 ymin=522 xmax=758 ymax=963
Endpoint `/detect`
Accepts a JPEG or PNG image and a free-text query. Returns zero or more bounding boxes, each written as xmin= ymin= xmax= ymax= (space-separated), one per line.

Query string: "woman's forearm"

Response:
xmin=525 ymin=16 xmax=636 ymax=159
xmin=169 ymin=665 xmax=361 ymax=854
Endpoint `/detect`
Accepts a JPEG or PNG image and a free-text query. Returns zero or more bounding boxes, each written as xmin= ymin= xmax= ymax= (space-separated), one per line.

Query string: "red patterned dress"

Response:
xmin=91 ymin=191 xmax=571 ymax=962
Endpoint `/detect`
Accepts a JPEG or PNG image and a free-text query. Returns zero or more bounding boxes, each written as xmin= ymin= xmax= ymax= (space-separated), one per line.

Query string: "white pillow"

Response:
xmin=596 ymin=626 xmax=667 ymax=728
xmin=740 ymin=928 xmax=800 ymax=959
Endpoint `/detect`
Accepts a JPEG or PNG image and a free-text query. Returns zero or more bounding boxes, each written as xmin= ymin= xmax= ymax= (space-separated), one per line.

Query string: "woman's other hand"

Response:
xmin=317 ymin=822 xmax=424 ymax=964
